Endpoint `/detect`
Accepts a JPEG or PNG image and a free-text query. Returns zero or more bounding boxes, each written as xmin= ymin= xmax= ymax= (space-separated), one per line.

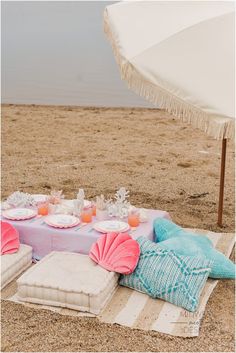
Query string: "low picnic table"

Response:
xmin=1 ymin=209 xmax=171 ymax=260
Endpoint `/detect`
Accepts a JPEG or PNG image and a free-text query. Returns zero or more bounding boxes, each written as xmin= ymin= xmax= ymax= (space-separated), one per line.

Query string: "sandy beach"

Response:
xmin=1 ymin=104 xmax=235 ymax=352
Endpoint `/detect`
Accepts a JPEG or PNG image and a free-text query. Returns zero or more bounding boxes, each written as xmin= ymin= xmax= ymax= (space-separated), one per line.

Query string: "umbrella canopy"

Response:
xmin=104 ymin=1 xmax=235 ymax=140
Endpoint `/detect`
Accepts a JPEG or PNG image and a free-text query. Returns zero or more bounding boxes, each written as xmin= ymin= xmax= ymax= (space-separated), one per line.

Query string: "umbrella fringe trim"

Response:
xmin=104 ymin=14 xmax=234 ymax=140
xmin=122 ymin=63 xmax=234 ymax=140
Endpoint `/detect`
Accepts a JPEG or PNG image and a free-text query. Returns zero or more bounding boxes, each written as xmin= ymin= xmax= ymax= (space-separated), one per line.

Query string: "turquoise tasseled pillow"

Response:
xmin=119 ymin=237 xmax=212 ymax=312
xmin=153 ymin=218 xmax=235 ymax=279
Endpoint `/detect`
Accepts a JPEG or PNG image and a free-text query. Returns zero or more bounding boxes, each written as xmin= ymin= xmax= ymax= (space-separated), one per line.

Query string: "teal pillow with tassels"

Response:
xmin=119 ymin=237 xmax=212 ymax=312
xmin=153 ymin=218 xmax=235 ymax=279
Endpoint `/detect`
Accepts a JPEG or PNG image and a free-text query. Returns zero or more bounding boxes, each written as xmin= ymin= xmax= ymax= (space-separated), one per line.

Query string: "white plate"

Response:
xmin=2 ymin=208 xmax=37 ymax=220
xmin=93 ymin=220 xmax=129 ymax=233
xmin=45 ymin=214 xmax=80 ymax=228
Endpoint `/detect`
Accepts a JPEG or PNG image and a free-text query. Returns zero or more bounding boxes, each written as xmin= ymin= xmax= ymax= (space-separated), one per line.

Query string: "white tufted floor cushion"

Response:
xmin=1 ymin=244 xmax=32 ymax=290
xmin=16 ymin=251 xmax=119 ymax=314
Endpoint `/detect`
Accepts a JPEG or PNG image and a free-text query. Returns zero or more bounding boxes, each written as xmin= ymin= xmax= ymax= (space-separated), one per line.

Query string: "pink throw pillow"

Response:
xmin=1 ymin=221 xmax=20 ymax=255
xmin=89 ymin=232 xmax=140 ymax=274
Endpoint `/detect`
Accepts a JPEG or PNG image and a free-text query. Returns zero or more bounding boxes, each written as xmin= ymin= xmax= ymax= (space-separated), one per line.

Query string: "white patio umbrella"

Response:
xmin=104 ymin=0 xmax=235 ymax=226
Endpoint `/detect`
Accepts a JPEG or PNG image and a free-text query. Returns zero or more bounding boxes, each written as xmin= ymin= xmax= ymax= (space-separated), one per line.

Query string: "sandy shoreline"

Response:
xmin=1 ymin=104 xmax=235 ymax=352
xmin=2 ymin=104 xmax=235 ymax=231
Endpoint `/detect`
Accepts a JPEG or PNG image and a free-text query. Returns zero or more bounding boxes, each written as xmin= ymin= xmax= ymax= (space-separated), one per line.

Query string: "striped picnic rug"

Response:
xmin=1 ymin=229 xmax=235 ymax=337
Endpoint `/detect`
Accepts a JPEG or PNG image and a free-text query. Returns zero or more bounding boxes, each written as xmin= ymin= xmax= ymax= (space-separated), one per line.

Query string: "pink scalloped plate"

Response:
xmin=44 ymin=214 xmax=80 ymax=229
xmin=2 ymin=208 xmax=37 ymax=221
xmin=94 ymin=225 xmax=130 ymax=234
xmin=93 ymin=221 xmax=130 ymax=233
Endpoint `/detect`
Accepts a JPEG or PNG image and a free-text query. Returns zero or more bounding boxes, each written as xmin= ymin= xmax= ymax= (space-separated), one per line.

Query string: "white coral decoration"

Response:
xmin=108 ymin=187 xmax=130 ymax=219
xmin=7 ymin=191 xmax=36 ymax=208
xmin=1 ymin=201 xmax=12 ymax=210
xmin=114 ymin=187 xmax=129 ymax=204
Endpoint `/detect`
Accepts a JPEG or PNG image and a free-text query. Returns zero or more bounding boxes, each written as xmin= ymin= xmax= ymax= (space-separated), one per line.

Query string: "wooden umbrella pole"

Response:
xmin=217 ymin=138 xmax=227 ymax=227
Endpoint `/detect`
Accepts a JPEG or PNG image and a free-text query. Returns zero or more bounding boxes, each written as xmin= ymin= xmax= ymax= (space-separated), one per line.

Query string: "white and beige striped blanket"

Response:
xmin=1 ymin=229 xmax=235 ymax=337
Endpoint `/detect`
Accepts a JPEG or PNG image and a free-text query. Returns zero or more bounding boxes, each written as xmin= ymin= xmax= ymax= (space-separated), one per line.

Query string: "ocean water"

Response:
xmin=2 ymin=1 xmax=151 ymax=108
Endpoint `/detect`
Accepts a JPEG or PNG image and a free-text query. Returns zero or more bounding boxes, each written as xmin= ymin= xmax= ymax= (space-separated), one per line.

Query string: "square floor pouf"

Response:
xmin=1 ymin=244 xmax=32 ymax=290
xmin=16 ymin=251 xmax=119 ymax=314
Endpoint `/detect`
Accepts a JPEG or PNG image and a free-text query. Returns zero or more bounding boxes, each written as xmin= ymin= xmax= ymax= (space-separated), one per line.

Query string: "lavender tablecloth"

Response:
xmin=1 ymin=209 xmax=170 ymax=260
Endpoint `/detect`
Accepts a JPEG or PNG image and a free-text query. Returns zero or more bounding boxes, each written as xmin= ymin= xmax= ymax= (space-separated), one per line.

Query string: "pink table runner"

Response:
xmin=1 ymin=209 xmax=170 ymax=260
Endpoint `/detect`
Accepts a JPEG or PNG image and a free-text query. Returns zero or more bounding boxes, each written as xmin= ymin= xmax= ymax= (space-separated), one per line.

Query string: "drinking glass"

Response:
xmin=128 ymin=210 xmax=140 ymax=227
xmin=37 ymin=202 xmax=49 ymax=216
xmin=91 ymin=202 xmax=96 ymax=216
xmin=81 ymin=207 xmax=92 ymax=223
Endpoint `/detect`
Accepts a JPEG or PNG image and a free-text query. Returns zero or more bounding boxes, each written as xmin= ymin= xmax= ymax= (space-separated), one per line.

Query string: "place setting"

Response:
xmin=2 ymin=208 xmax=38 ymax=221
xmin=44 ymin=214 xmax=80 ymax=229
xmin=93 ymin=220 xmax=130 ymax=233
xmin=1 ymin=187 xmax=149 ymax=235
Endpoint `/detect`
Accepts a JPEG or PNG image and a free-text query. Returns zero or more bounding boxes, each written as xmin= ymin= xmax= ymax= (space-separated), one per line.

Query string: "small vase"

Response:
xmin=96 ymin=209 xmax=108 ymax=221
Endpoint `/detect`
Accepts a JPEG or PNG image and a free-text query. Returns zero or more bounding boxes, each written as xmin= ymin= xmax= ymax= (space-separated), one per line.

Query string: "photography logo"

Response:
xmin=170 ymin=309 xmax=204 ymax=335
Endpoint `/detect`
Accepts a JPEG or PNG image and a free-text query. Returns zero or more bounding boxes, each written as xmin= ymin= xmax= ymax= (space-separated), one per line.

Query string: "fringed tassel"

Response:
xmin=104 ymin=12 xmax=234 ymax=140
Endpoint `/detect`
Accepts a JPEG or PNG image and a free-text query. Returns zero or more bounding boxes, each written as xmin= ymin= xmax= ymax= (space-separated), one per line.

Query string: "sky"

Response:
xmin=2 ymin=1 xmax=150 ymax=107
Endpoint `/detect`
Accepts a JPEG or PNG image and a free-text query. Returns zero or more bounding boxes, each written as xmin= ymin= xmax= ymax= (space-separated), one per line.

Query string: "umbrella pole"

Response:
xmin=217 ymin=138 xmax=227 ymax=227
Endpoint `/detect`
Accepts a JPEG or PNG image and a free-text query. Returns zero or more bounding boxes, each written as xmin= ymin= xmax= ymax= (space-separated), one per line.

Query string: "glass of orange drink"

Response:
xmin=81 ymin=207 xmax=93 ymax=223
xmin=128 ymin=209 xmax=140 ymax=228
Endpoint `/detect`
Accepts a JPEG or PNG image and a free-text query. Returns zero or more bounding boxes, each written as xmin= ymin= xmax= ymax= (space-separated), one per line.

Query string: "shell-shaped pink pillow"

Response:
xmin=89 ymin=232 xmax=140 ymax=274
xmin=1 ymin=221 xmax=20 ymax=255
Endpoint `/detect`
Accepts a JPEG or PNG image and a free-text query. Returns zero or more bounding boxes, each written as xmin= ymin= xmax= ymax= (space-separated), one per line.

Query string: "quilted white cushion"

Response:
xmin=17 ymin=251 xmax=119 ymax=314
xmin=1 ymin=244 xmax=32 ymax=290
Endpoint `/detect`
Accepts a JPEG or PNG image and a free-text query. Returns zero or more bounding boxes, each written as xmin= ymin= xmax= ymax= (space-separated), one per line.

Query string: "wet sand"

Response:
xmin=1 ymin=104 xmax=235 ymax=352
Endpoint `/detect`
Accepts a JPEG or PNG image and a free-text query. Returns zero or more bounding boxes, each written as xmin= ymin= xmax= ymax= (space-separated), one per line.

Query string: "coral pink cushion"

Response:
xmin=1 ymin=221 xmax=20 ymax=255
xmin=89 ymin=232 xmax=140 ymax=274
